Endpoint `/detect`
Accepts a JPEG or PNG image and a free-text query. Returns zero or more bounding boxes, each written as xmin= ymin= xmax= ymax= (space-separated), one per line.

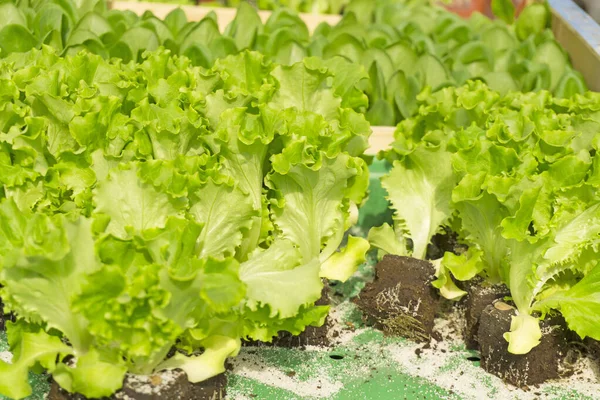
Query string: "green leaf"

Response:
xmin=1 ymin=217 xmax=98 ymax=351
xmin=382 ymin=147 xmax=455 ymax=260
xmin=0 ymin=324 xmax=73 ymax=400
xmin=533 ymin=41 xmax=567 ymax=91
xmin=189 ymin=180 xmax=258 ymax=259
xmin=158 ymin=336 xmax=240 ymax=383
xmin=491 ymin=0 xmax=516 ymax=24
xmin=93 ymin=164 xmax=184 ymax=239
xmin=454 ymin=193 xmax=510 ymax=283
xmin=320 ymin=235 xmax=369 ymax=282
xmin=268 ymin=156 xmax=362 ymax=262
xmin=367 ymin=223 xmax=407 ymax=258
xmin=503 ymin=314 xmax=542 ymax=355
xmin=225 ymin=2 xmax=263 ymax=50
xmin=515 ymin=3 xmax=549 ymax=40
xmin=0 ymin=25 xmax=38 ymax=55
xmin=431 ymin=259 xmax=468 ymax=301
xmin=441 ymin=248 xmax=484 ymax=281
xmin=240 ymin=240 xmax=322 ymax=318
xmin=271 ymin=60 xmax=341 ymax=120
xmin=535 ymin=263 xmax=600 ymax=341
xmin=52 ymin=349 xmax=127 ymax=399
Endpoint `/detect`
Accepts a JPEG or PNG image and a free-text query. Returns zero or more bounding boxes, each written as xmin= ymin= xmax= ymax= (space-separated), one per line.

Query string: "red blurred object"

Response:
xmin=441 ymin=0 xmax=528 ymax=19
xmin=441 ymin=0 xmax=486 ymax=18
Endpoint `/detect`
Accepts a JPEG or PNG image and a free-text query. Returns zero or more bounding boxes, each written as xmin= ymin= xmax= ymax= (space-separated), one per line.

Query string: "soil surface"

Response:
xmin=586 ymin=338 xmax=600 ymax=359
xmin=479 ymin=303 xmax=574 ymax=387
xmin=585 ymin=338 xmax=600 ymax=376
xmin=245 ymin=286 xmax=331 ymax=348
xmin=462 ymin=278 xmax=510 ymax=350
xmin=354 ymin=255 xmax=439 ymax=342
xmin=48 ymin=371 xmax=226 ymax=400
xmin=426 ymin=229 xmax=467 ymax=260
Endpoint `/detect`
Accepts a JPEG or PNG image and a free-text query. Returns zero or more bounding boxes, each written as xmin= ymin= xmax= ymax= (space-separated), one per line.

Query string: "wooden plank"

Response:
xmin=368 ymin=126 xmax=395 ymax=155
xmin=549 ymin=0 xmax=600 ymax=92
xmin=110 ymin=1 xmax=341 ymax=33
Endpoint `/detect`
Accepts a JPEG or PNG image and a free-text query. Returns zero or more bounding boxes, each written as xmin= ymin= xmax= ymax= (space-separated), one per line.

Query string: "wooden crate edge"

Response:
xmin=549 ymin=0 xmax=600 ymax=92
xmin=109 ymin=1 xmax=341 ymax=33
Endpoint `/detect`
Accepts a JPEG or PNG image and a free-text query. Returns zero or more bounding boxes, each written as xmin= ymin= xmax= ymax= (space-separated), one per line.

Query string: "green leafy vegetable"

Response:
xmin=491 ymin=0 xmax=516 ymax=24
xmin=0 ymin=47 xmax=370 ymax=398
xmin=0 ymin=0 xmax=586 ymax=127
xmin=377 ymin=80 xmax=600 ymax=354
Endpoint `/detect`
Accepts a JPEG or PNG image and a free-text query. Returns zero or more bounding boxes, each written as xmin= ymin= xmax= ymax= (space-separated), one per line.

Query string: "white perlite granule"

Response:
xmin=0 ymin=351 xmax=12 ymax=363
xmin=323 ymin=301 xmax=365 ymax=347
xmin=231 ymin=351 xmax=343 ymax=399
xmin=115 ymin=370 xmax=182 ymax=399
xmin=382 ymin=313 xmax=600 ymax=400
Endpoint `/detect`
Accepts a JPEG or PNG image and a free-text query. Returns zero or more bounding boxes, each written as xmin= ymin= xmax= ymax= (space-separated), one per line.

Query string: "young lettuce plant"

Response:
xmin=376 ymin=81 xmax=600 ymax=354
xmin=0 ymin=47 xmax=370 ymax=399
xmin=1 ymin=0 xmax=586 ymax=129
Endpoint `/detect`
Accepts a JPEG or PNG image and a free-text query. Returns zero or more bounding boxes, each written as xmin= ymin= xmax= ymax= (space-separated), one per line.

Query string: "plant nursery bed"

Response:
xmin=47 ymin=372 xmax=226 ymax=400
xmin=2 ymin=1 xmax=600 ymax=398
xmin=2 ymin=299 xmax=600 ymax=400
xmin=112 ymin=0 xmax=600 ymax=94
xmin=3 ymin=162 xmax=600 ymax=400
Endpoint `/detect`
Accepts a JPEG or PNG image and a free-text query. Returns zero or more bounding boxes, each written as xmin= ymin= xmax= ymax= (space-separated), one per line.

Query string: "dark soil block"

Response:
xmin=478 ymin=303 xmax=573 ymax=387
xmin=48 ymin=371 xmax=226 ymax=400
xmin=586 ymin=338 xmax=600 ymax=360
xmin=355 ymin=255 xmax=439 ymax=342
xmin=585 ymin=338 xmax=600 ymax=377
xmin=463 ymin=278 xmax=510 ymax=350
xmin=245 ymin=285 xmax=332 ymax=348
xmin=426 ymin=229 xmax=467 ymax=260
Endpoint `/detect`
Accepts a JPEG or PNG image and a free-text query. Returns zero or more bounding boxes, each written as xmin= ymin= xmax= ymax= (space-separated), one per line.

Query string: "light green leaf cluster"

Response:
xmin=0 ymin=0 xmax=586 ymax=127
xmin=0 ymin=47 xmax=370 ymax=398
xmin=318 ymin=0 xmax=583 ymax=125
xmin=375 ymin=80 xmax=600 ymax=354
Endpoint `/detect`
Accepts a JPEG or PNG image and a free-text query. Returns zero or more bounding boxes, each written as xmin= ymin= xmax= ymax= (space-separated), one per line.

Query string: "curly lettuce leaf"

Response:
xmin=534 ymin=263 xmax=600 ymax=341
xmin=93 ymin=164 xmax=184 ymax=239
xmin=367 ymin=222 xmax=408 ymax=258
xmin=240 ymin=240 xmax=322 ymax=319
xmin=0 ymin=323 xmax=73 ymax=400
xmin=1 ymin=217 xmax=98 ymax=351
xmin=157 ymin=336 xmax=240 ymax=383
xmin=382 ymin=147 xmax=455 ymax=260
xmin=320 ymin=235 xmax=369 ymax=282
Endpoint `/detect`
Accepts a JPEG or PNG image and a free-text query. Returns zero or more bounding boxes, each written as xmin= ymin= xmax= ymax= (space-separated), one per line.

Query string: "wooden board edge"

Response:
xmin=368 ymin=126 xmax=395 ymax=156
xmin=109 ymin=1 xmax=341 ymax=33
xmin=549 ymin=0 xmax=600 ymax=92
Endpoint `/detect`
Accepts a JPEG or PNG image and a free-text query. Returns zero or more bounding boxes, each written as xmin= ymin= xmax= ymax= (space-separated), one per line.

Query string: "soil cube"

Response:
xmin=48 ymin=371 xmax=226 ymax=400
xmin=585 ymin=338 xmax=600 ymax=377
xmin=463 ymin=279 xmax=510 ymax=350
xmin=426 ymin=230 xmax=467 ymax=260
xmin=479 ymin=303 xmax=573 ymax=387
xmin=355 ymin=255 xmax=439 ymax=342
